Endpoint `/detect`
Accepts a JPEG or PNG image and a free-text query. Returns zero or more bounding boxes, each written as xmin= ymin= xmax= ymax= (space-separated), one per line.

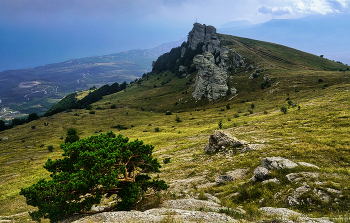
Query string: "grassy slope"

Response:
xmin=1 ymin=35 xmax=350 ymax=222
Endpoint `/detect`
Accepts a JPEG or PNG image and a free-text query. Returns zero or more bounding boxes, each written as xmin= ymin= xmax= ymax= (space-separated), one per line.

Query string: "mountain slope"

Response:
xmin=1 ymin=24 xmax=350 ymax=222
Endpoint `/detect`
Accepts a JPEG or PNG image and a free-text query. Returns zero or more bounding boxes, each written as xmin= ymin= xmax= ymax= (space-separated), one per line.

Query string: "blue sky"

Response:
xmin=0 ymin=0 xmax=349 ymax=71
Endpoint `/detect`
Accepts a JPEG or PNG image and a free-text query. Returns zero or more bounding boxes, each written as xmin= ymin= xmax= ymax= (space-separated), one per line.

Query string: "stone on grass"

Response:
xmin=216 ymin=175 xmax=234 ymax=185
xmin=253 ymin=167 xmax=270 ymax=181
xmin=261 ymin=157 xmax=298 ymax=170
xmin=204 ymin=131 xmax=242 ymax=153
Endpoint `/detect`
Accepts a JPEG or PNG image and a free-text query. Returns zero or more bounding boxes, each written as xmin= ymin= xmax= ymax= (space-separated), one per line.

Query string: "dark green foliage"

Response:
xmin=110 ymin=104 xmax=116 ymax=109
xmin=31 ymin=126 xmax=36 ymax=130
xmin=151 ymin=42 xmax=203 ymax=77
xmin=218 ymin=119 xmax=223 ymax=129
xmin=165 ymin=111 xmax=172 ymax=115
xmin=163 ymin=158 xmax=171 ymax=164
xmin=251 ymin=103 xmax=255 ymax=109
xmin=47 ymin=145 xmax=54 ymax=152
xmin=89 ymin=110 xmax=95 ymax=114
xmin=234 ymin=114 xmax=240 ymax=118
xmin=65 ymin=129 xmax=79 ymax=144
xmin=154 ymin=127 xmax=160 ymax=132
xmin=280 ymin=106 xmax=288 ymax=114
xmin=175 ymin=115 xmax=182 ymax=123
xmin=67 ymin=128 xmax=77 ymax=136
xmin=318 ymin=78 xmax=323 ymax=83
xmin=20 ymin=132 xmax=168 ymax=222
xmin=44 ymin=82 xmax=127 ymax=117
xmin=248 ymin=109 xmax=253 ymax=114
xmin=112 ymin=124 xmax=128 ymax=131
xmin=261 ymin=79 xmax=272 ymax=89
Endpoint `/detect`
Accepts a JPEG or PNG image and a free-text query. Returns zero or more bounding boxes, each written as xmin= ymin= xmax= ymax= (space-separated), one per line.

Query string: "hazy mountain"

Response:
xmin=218 ymin=14 xmax=350 ymax=65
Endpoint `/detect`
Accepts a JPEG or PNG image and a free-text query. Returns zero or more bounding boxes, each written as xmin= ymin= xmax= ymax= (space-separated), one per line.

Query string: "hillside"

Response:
xmin=1 ymin=23 xmax=350 ymax=222
xmin=0 ymin=40 xmax=182 ymax=120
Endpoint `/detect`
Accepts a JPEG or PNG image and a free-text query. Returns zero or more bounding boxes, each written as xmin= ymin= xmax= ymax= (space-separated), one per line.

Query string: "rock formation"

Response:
xmin=185 ymin=23 xmax=244 ymax=101
xmin=192 ymin=52 xmax=229 ymax=100
xmin=203 ymin=131 xmax=242 ymax=153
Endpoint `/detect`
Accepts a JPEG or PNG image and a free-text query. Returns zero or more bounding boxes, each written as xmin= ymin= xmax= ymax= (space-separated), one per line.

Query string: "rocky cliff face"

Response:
xmin=192 ymin=52 xmax=228 ymax=100
xmin=187 ymin=23 xmax=243 ymax=100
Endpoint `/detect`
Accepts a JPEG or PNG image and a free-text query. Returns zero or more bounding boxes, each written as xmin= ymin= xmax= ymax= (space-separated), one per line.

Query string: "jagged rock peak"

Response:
xmin=187 ymin=23 xmax=220 ymax=53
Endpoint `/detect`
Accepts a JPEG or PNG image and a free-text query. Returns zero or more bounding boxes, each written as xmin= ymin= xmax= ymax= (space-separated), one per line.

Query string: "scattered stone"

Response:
xmin=1 ymin=137 xmax=8 ymax=140
xmin=204 ymin=193 xmax=221 ymax=204
xmin=253 ymin=167 xmax=270 ymax=181
xmin=203 ymin=131 xmax=243 ymax=153
xmin=287 ymin=184 xmax=311 ymax=206
xmin=259 ymin=207 xmax=333 ymax=223
xmin=71 ymin=207 xmax=237 ymax=223
xmin=262 ymin=178 xmax=280 ymax=185
xmin=286 ymin=172 xmax=320 ymax=183
xmin=313 ymin=188 xmax=331 ymax=203
xmin=326 ymin=188 xmax=342 ymax=195
xmin=216 ymin=175 xmax=234 ymax=185
xmin=261 ymin=157 xmax=298 ymax=170
xmin=298 ymin=162 xmax=320 ymax=169
xmin=246 ymin=64 xmax=254 ymax=71
xmin=225 ymin=168 xmax=249 ymax=181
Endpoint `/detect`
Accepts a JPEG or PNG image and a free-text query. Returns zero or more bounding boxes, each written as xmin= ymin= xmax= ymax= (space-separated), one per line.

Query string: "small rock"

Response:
xmin=204 ymin=131 xmax=242 ymax=153
xmin=204 ymin=193 xmax=221 ymax=204
xmin=216 ymin=175 xmax=234 ymax=185
xmin=253 ymin=167 xmax=270 ymax=181
xmin=298 ymin=162 xmax=320 ymax=169
xmin=326 ymin=188 xmax=342 ymax=195
xmin=261 ymin=157 xmax=298 ymax=170
xmin=262 ymin=178 xmax=280 ymax=184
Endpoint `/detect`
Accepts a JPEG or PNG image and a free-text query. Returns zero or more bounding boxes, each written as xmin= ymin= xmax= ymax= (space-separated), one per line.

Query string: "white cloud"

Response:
xmin=258 ymin=4 xmax=294 ymax=15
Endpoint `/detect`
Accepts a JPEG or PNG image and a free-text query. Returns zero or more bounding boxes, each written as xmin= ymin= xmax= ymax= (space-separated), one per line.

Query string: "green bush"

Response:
xmin=165 ymin=111 xmax=172 ymax=115
xmin=280 ymin=106 xmax=288 ymax=114
xmin=47 ymin=145 xmax=54 ymax=152
xmin=163 ymin=158 xmax=171 ymax=164
xmin=89 ymin=110 xmax=95 ymax=114
xmin=226 ymin=104 xmax=230 ymax=110
xmin=175 ymin=115 xmax=182 ymax=123
xmin=154 ymin=127 xmax=160 ymax=132
xmin=218 ymin=119 xmax=223 ymax=129
xmin=110 ymin=104 xmax=116 ymax=109
xmin=251 ymin=103 xmax=255 ymax=109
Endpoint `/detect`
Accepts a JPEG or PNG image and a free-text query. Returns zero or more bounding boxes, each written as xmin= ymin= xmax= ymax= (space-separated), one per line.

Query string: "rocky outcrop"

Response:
xmin=192 ymin=52 xmax=229 ymax=100
xmin=187 ymin=23 xmax=220 ymax=53
xmin=69 ymin=199 xmax=237 ymax=223
xmin=203 ymin=131 xmax=242 ymax=153
xmin=187 ymin=23 xmax=243 ymax=100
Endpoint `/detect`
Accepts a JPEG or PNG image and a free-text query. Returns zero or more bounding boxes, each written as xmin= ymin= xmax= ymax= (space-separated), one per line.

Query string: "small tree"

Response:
xmin=175 ymin=115 xmax=182 ymax=123
xmin=65 ymin=128 xmax=79 ymax=144
xmin=218 ymin=119 xmax=223 ymax=129
xmin=280 ymin=106 xmax=288 ymax=114
xmin=20 ymin=132 xmax=168 ymax=222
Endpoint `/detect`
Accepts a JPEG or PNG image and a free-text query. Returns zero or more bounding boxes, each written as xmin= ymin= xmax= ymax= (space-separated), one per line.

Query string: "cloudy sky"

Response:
xmin=0 ymin=0 xmax=349 ymax=71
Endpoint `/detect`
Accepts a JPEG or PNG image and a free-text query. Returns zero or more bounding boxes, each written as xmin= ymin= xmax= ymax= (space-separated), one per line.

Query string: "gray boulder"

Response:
xmin=253 ymin=167 xmax=270 ymax=181
xmin=261 ymin=157 xmax=298 ymax=170
xmin=203 ymin=131 xmax=242 ymax=153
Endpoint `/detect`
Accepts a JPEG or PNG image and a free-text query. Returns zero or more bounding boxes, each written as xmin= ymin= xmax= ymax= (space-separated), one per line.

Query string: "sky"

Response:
xmin=0 ymin=0 xmax=349 ymax=71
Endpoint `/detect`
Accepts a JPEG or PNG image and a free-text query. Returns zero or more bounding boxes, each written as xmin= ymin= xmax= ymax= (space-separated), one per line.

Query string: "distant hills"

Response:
xmin=219 ymin=14 xmax=350 ymax=66
xmin=0 ymin=39 xmax=184 ymax=119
